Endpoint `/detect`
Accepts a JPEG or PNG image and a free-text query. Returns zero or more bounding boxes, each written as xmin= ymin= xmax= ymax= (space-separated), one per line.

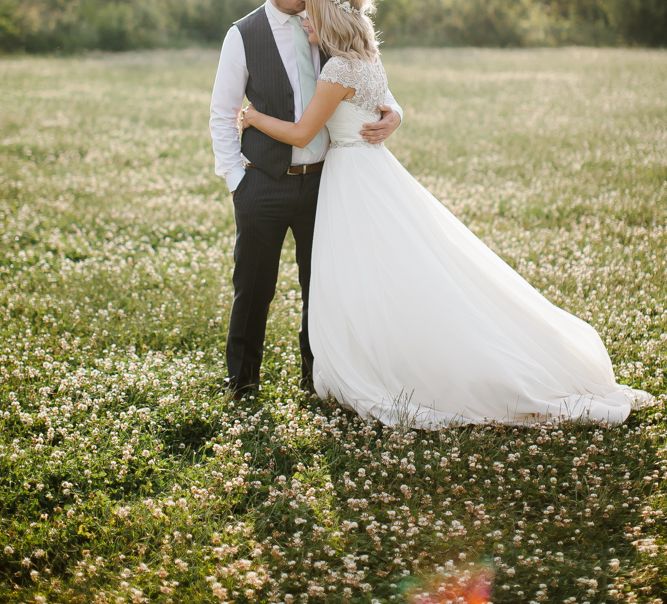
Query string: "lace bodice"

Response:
xmin=319 ymin=56 xmax=389 ymax=148
xmin=320 ymin=56 xmax=388 ymax=114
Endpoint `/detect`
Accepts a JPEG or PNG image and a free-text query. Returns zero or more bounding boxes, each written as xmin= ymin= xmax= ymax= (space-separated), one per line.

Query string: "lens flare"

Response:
xmin=403 ymin=561 xmax=494 ymax=604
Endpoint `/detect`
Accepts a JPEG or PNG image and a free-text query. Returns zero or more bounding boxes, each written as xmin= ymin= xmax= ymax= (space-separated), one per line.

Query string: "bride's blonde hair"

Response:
xmin=305 ymin=0 xmax=379 ymax=61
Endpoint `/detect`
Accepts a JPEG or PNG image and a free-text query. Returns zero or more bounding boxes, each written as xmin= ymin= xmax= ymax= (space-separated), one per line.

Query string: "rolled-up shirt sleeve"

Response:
xmin=209 ymin=26 xmax=248 ymax=193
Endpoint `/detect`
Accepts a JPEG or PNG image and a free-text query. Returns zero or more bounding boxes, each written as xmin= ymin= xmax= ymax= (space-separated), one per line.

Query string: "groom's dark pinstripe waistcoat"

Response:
xmin=236 ymin=7 xmax=295 ymax=180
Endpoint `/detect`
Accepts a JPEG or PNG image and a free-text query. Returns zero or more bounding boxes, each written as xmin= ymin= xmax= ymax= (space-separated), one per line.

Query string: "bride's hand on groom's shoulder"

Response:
xmin=360 ymin=104 xmax=401 ymax=144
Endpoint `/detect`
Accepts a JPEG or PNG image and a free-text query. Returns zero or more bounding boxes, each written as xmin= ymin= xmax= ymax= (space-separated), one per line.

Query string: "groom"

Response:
xmin=209 ymin=0 xmax=403 ymax=398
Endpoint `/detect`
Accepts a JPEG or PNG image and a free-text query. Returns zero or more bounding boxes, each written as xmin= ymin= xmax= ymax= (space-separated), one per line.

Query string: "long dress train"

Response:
xmin=309 ymin=56 xmax=651 ymax=430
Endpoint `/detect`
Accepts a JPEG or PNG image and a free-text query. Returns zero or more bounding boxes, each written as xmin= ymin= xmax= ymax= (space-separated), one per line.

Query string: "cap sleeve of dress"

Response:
xmin=319 ymin=56 xmax=358 ymax=90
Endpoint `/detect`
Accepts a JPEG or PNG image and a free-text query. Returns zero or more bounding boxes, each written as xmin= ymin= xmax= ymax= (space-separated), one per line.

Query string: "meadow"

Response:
xmin=0 ymin=47 xmax=666 ymax=603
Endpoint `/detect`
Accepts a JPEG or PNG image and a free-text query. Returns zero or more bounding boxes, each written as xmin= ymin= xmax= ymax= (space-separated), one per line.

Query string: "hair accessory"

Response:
xmin=328 ymin=0 xmax=362 ymax=16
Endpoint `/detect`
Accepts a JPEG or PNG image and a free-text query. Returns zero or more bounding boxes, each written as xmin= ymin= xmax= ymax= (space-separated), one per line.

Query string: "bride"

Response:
xmin=242 ymin=0 xmax=651 ymax=429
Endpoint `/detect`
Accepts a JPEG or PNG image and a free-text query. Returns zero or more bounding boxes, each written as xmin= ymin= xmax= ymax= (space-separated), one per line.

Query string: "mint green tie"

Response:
xmin=288 ymin=16 xmax=327 ymax=157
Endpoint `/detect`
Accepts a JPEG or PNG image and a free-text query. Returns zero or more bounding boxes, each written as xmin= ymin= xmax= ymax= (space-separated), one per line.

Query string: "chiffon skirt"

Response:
xmin=308 ymin=145 xmax=651 ymax=430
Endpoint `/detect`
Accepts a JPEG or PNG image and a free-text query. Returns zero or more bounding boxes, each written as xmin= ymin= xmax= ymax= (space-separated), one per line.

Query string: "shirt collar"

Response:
xmin=264 ymin=0 xmax=306 ymax=25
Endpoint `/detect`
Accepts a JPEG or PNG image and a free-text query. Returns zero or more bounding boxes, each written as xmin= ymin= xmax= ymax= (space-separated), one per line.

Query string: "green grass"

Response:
xmin=0 ymin=48 xmax=665 ymax=603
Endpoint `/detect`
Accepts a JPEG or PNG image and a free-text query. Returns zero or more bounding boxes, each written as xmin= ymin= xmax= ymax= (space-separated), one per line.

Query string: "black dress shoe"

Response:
xmin=223 ymin=377 xmax=257 ymax=401
xmin=300 ymin=376 xmax=316 ymax=396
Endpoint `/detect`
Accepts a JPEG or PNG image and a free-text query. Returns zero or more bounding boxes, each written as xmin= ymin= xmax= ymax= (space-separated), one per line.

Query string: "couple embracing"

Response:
xmin=210 ymin=0 xmax=649 ymax=430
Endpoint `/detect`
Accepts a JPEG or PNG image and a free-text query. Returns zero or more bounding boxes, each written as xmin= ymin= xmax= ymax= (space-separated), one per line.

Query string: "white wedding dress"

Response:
xmin=309 ymin=56 xmax=651 ymax=430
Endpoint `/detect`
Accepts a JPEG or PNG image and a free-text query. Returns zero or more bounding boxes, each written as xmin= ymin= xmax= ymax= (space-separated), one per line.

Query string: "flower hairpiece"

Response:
xmin=328 ymin=0 xmax=362 ymax=16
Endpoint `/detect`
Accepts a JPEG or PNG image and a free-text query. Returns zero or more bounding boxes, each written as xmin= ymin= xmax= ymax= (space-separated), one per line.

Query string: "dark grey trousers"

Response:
xmin=226 ymin=166 xmax=321 ymax=391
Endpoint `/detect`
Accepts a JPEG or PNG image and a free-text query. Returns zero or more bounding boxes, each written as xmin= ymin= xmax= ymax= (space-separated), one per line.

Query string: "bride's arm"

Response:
xmin=243 ymin=81 xmax=351 ymax=149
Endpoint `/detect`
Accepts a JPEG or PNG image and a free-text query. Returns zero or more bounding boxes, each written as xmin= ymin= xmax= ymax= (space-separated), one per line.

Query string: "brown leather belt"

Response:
xmin=246 ymin=161 xmax=325 ymax=176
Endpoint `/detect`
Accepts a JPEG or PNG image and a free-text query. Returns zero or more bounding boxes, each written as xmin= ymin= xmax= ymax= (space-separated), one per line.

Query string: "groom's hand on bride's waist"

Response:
xmin=360 ymin=105 xmax=401 ymax=144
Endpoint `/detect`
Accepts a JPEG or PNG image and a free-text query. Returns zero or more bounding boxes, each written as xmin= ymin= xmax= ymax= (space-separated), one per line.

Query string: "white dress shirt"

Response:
xmin=210 ymin=0 xmax=404 ymax=193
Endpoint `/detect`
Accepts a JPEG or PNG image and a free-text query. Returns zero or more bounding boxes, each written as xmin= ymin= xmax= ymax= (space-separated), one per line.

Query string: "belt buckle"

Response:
xmin=287 ymin=164 xmax=308 ymax=176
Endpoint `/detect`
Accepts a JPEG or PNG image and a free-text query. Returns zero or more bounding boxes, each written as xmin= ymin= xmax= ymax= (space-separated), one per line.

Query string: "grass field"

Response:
xmin=0 ymin=47 xmax=666 ymax=603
